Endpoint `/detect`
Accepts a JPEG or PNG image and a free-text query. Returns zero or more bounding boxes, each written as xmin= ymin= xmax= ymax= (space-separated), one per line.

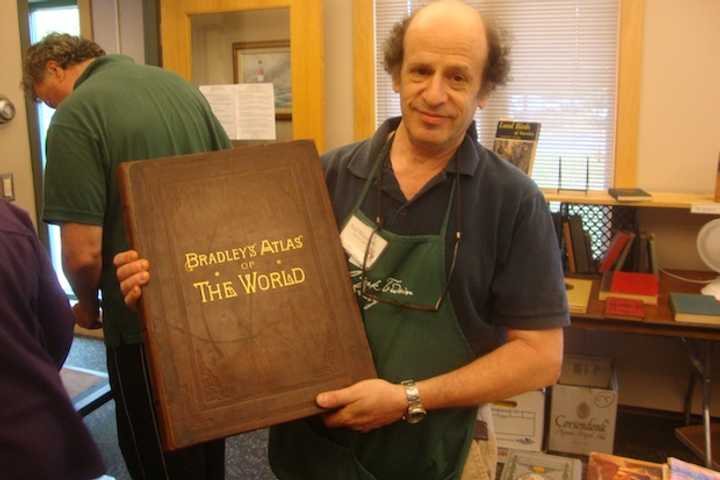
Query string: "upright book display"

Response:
xmin=118 ymin=141 xmax=376 ymax=450
xmin=493 ymin=121 xmax=541 ymax=176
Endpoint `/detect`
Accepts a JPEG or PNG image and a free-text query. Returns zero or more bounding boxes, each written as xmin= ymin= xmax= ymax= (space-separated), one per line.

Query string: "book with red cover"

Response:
xmin=604 ymin=297 xmax=645 ymax=320
xmin=118 ymin=141 xmax=377 ymax=450
xmin=599 ymin=271 xmax=659 ymax=305
xmin=598 ymin=230 xmax=632 ymax=272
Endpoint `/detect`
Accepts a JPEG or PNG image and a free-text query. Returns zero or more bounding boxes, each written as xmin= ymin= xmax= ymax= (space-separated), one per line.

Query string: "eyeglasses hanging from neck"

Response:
xmin=358 ymin=148 xmax=463 ymax=312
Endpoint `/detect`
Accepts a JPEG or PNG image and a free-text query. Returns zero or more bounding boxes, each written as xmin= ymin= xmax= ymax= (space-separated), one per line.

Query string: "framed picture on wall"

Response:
xmin=233 ymin=40 xmax=291 ymax=121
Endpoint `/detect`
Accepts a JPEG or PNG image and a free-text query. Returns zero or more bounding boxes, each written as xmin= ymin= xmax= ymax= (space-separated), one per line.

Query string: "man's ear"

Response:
xmin=392 ymin=70 xmax=401 ymax=93
xmin=45 ymin=60 xmax=63 ymax=80
xmin=476 ymin=91 xmax=489 ymax=109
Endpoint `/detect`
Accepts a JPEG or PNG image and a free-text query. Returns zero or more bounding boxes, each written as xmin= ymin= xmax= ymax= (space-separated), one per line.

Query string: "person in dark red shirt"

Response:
xmin=0 ymin=199 xmax=104 ymax=480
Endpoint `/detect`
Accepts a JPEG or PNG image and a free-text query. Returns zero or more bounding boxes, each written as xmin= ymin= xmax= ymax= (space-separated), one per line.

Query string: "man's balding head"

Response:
xmin=383 ymin=0 xmax=509 ymax=100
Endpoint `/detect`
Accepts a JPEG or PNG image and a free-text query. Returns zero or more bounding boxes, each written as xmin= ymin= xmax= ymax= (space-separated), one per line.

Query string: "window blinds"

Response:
xmin=374 ymin=0 xmax=619 ymax=190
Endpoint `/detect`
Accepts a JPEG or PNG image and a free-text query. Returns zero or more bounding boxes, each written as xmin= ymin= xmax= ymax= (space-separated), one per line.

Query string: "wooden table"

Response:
xmin=569 ymin=270 xmax=718 ymax=468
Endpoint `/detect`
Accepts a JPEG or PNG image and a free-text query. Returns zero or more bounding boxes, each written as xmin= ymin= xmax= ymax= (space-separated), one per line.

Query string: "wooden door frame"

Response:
xmin=160 ymin=0 xmax=325 ymax=151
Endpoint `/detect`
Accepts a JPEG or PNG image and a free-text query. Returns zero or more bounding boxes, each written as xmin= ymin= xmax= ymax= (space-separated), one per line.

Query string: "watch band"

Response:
xmin=401 ymin=379 xmax=427 ymax=424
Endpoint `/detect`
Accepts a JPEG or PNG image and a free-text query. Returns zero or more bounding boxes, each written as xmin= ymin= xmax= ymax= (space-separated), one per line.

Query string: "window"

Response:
xmin=373 ymin=0 xmax=620 ymax=191
xmin=29 ymin=2 xmax=81 ymax=296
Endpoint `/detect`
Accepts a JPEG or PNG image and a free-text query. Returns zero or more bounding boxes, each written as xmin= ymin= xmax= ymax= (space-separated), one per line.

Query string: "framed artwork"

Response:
xmin=233 ymin=40 xmax=291 ymax=120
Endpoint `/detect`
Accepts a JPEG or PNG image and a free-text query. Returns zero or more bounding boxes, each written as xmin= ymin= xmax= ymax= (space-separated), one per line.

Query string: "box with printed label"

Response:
xmin=548 ymin=354 xmax=618 ymax=455
xmin=491 ymin=390 xmax=546 ymax=454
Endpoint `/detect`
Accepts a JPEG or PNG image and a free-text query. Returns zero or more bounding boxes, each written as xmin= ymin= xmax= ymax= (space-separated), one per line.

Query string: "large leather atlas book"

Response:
xmin=118 ymin=141 xmax=376 ymax=450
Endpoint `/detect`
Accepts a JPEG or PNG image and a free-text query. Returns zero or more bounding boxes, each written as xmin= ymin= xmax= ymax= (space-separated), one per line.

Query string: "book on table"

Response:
xmin=564 ymin=277 xmax=593 ymax=314
xmin=608 ymin=187 xmax=652 ymax=202
xmin=587 ymin=452 xmax=667 ymax=480
xmin=492 ymin=120 xmax=541 ymax=176
xmin=598 ymin=271 xmax=659 ymax=305
xmin=670 ymin=293 xmax=720 ymax=325
xmin=118 ymin=140 xmax=376 ymax=450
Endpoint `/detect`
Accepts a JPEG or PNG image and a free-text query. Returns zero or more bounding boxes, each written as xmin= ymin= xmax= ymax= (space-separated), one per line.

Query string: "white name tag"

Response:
xmin=340 ymin=215 xmax=388 ymax=269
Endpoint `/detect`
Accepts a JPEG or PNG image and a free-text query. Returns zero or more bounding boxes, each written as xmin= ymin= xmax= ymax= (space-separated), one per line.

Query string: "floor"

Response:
xmin=66 ymin=336 xmax=708 ymax=480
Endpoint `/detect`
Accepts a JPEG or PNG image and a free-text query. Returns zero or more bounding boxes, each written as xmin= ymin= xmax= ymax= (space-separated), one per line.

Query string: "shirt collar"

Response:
xmin=74 ymin=54 xmax=134 ymax=90
xmin=348 ymin=116 xmax=481 ymax=180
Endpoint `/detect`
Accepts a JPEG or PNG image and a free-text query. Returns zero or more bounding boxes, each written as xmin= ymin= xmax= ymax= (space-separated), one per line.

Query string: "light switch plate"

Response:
xmin=1 ymin=173 xmax=15 ymax=201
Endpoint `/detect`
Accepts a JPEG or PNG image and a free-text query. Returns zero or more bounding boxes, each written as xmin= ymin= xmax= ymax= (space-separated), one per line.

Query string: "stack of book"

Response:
xmin=598 ymin=271 xmax=659 ymax=305
xmin=670 ymin=293 xmax=720 ymax=325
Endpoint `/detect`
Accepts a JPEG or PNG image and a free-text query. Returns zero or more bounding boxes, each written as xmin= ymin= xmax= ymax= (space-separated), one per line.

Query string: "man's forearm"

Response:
xmin=60 ymin=223 xmax=103 ymax=312
xmin=64 ymin=256 xmax=101 ymax=308
xmin=418 ymin=328 xmax=563 ymax=410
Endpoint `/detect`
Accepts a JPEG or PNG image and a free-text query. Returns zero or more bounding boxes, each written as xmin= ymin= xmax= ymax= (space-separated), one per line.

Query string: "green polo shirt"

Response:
xmin=43 ymin=54 xmax=231 ymax=347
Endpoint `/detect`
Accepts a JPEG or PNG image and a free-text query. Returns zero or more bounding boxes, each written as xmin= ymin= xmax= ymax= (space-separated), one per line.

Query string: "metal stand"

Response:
xmin=555 ymin=156 xmax=590 ymax=194
xmin=681 ymin=338 xmax=713 ymax=468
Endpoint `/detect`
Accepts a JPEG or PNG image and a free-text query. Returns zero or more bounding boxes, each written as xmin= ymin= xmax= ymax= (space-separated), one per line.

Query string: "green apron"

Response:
xmin=270 ymin=143 xmax=477 ymax=480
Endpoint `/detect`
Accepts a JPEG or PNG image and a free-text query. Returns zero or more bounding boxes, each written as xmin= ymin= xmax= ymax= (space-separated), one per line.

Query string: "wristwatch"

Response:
xmin=401 ymin=379 xmax=427 ymax=424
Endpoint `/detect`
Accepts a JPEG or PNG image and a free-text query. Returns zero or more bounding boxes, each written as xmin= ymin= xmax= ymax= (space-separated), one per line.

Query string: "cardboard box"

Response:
xmin=491 ymin=390 xmax=546 ymax=455
xmin=548 ymin=354 xmax=618 ymax=455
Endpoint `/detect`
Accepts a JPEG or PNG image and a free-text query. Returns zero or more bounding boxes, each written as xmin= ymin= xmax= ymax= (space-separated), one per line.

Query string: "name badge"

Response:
xmin=340 ymin=215 xmax=388 ymax=269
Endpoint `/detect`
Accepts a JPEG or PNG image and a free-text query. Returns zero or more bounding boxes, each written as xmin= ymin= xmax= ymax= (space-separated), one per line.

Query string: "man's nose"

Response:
xmin=422 ymin=74 xmax=448 ymax=106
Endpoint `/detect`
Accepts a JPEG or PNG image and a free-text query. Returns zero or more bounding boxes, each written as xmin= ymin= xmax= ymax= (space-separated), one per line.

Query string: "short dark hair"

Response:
xmin=22 ymin=33 xmax=105 ymax=99
xmin=382 ymin=10 xmax=510 ymax=99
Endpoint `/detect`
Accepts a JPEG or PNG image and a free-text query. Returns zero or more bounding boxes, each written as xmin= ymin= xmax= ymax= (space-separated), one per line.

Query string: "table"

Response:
xmin=60 ymin=366 xmax=113 ymax=417
xmin=569 ymin=270 xmax=718 ymax=468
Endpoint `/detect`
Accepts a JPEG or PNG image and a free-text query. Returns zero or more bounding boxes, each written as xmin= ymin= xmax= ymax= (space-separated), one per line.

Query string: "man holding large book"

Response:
xmin=117 ymin=1 xmax=568 ymax=478
xmin=24 ymin=33 xmax=230 ymax=479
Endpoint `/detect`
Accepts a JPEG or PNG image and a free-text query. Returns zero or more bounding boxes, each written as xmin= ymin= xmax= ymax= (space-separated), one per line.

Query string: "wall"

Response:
xmin=91 ymin=0 xmax=145 ymax=64
xmin=0 ymin=2 xmax=36 ymax=225
xmin=188 ymin=1 xmax=354 ymax=150
xmin=190 ymin=8 xmax=292 ymax=141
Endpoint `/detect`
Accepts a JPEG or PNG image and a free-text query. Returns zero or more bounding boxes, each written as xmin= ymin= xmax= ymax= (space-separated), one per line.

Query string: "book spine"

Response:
xmin=569 ymin=216 xmax=589 ymax=273
xmin=648 ymin=233 xmax=659 ymax=275
xmin=613 ymin=232 xmax=635 ymax=271
xmin=117 ymin=162 xmax=176 ymax=450
xmin=598 ymin=231 xmax=629 ymax=272
xmin=715 ymin=153 xmax=720 ymax=202
xmin=563 ymin=220 xmax=576 ymax=273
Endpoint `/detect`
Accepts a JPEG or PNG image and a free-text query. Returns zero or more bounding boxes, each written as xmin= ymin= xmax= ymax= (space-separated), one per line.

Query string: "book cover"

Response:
xmin=668 ymin=457 xmax=720 ymax=480
xmin=493 ymin=121 xmax=541 ymax=175
xmin=604 ymin=297 xmax=645 ymax=320
xmin=608 ymin=188 xmax=652 ymax=202
xmin=599 ymin=271 xmax=659 ymax=305
xmin=565 ymin=277 xmax=593 ymax=314
xmin=613 ymin=232 xmax=636 ymax=271
xmin=501 ymin=450 xmax=582 ymax=480
xmin=587 ymin=452 xmax=667 ymax=480
xmin=599 ymin=230 xmax=632 ymax=273
xmin=670 ymin=293 xmax=720 ymax=325
xmin=118 ymin=141 xmax=377 ymax=450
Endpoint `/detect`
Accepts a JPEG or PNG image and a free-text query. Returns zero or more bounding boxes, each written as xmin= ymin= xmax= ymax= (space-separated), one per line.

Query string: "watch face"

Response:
xmin=406 ymin=407 xmax=426 ymax=424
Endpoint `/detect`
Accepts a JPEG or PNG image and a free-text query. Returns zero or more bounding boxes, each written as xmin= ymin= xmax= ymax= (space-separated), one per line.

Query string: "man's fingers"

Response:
xmin=119 ymin=271 xmax=149 ymax=298
xmin=113 ymin=249 xmax=139 ymax=267
xmin=316 ymin=386 xmax=357 ymax=409
xmin=123 ymin=285 xmax=143 ymax=310
xmin=116 ymin=258 xmax=150 ymax=283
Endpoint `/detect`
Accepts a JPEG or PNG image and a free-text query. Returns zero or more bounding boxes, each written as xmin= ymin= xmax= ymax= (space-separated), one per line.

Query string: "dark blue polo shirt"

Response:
xmin=0 ymin=200 xmax=104 ymax=479
xmin=322 ymin=117 xmax=569 ymax=355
